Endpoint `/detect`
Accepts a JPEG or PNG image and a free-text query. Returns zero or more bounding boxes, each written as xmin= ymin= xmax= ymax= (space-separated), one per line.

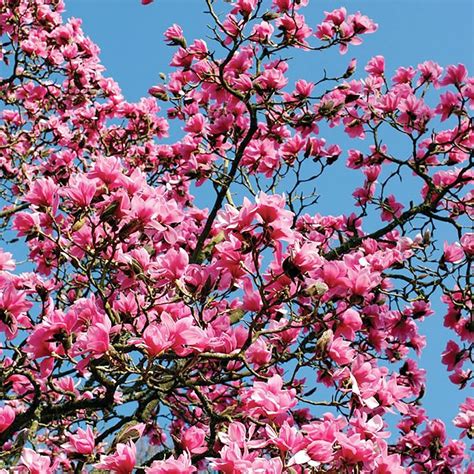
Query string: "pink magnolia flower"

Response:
xmin=245 ymin=337 xmax=272 ymax=366
xmin=294 ymin=79 xmax=314 ymax=98
xmin=164 ymin=24 xmax=185 ymax=46
xmin=392 ymin=66 xmax=416 ymax=84
xmin=81 ymin=316 xmax=112 ymax=357
xmin=436 ymin=91 xmax=462 ymax=121
xmin=231 ymin=0 xmax=258 ymax=16
xmin=155 ymin=248 xmax=189 ymax=285
xmin=146 ymin=452 xmax=196 ymax=473
xmin=443 ymin=241 xmax=465 ymax=263
xmin=290 ymin=439 xmax=334 ymax=466
xmin=328 ymin=337 xmax=355 ymax=365
xmin=95 ymin=441 xmax=136 ymax=474
xmin=181 ymin=426 xmax=207 ymax=454
xmin=0 ymin=405 xmax=15 ymax=433
xmin=63 ymin=174 xmax=98 ymax=207
xmin=380 ymin=195 xmax=404 ymax=222
xmin=275 ymin=12 xmax=313 ymax=47
xmin=398 ymin=95 xmax=434 ymax=132
xmin=0 ymin=285 xmax=33 ymax=339
xmin=24 ymin=177 xmax=59 ymax=211
xmin=140 ymin=313 xmax=208 ymax=356
xmin=336 ymin=432 xmax=376 ymax=464
xmin=250 ymin=21 xmax=274 ymax=43
xmin=0 ymin=250 xmax=15 ymax=271
xmin=365 ymin=55 xmax=385 ymax=77
xmin=62 ymin=426 xmax=95 ymax=455
xmin=19 ymin=448 xmax=56 ymax=474
xmin=254 ymin=68 xmax=288 ymax=92
xmin=441 ymin=340 xmax=466 ymax=371
xmin=460 ymin=233 xmax=474 ymax=255
xmin=266 ymin=421 xmax=306 ymax=453
xmin=12 ymin=211 xmax=42 ymax=237
xmin=273 ymin=0 xmax=309 ymax=12
xmin=453 ymin=397 xmax=474 ymax=438
xmin=242 ymin=278 xmax=262 ymax=312
xmin=88 ymin=156 xmax=124 ymax=188
xmin=335 ymin=308 xmax=362 ymax=341
xmin=417 ymin=60 xmax=443 ymax=87
xmin=373 ymin=453 xmax=406 ymax=473
xmin=243 ymin=374 xmax=297 ymax=420
xmin=131 ymin=322 xmax=173 ymax=357
xmin=440 ymin=63 xmax=468 ymax=86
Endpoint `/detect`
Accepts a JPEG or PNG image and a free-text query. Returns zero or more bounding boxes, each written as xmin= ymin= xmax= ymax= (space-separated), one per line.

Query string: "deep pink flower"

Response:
xmin=0 ymin=405 xmax=15 ymax=433
xmin=380 ymin=195 xmax=404 ymax=222
xmin=460 ymin=233 xmax=474 ymax=255
xmin=164 ymin=24 xmax=185 ymax=46
xmin=418 ymin=60 xmax=443 ymax=87
xmin=24 ymin=178 xmax=59 ymax=211
xmin=328 ymin=337 xmax=355 ymax=365
xmin=131 ymin=323 xmax=173 ymax=357
xmin=441 ymin=340 xmax=466 ymax=371
xmin=440 ymin=64 xmax=468 ymax=86
xmin=242 ymin=278 xmax=262 ymax=312
xmin=250 ymin=21 xmax=274 ymax=43
xmin=365 ymin=55 xmax=385 ymax=76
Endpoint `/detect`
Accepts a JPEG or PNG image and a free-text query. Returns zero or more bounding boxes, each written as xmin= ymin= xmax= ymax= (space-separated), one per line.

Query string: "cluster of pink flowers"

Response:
xmin=0 ymin=0 xmax=472 ymax=472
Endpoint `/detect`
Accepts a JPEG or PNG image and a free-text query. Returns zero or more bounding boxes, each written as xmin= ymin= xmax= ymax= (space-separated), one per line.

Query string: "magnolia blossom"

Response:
xmin=95 ymin=442 xmax=136 ymax=474
xmin=0 ymin=0 xmax=472 ymax=472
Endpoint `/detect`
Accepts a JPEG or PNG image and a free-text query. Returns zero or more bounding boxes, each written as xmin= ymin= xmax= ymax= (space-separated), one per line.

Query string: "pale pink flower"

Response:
xmin=0 ymin=250 xmax=15 ymax=271
xmin=62 ymin=426 xmax=95 ymax=454
xmin=19 ymin=448 xmax=56 ymax=474
xmin=181 ymin=426 xmax=207 ymax=454
xmin=146 ymin=452 xmax=196 ymax=473
xmin=243 ymin=374 xmax=297 ymax=419
xmin=443 ymin=242 xmax=465 ymax=263
xmin=453 ymin=397 xmax=474 ymax=438
xmin=95 ymin=441 xmax=136 ymax=474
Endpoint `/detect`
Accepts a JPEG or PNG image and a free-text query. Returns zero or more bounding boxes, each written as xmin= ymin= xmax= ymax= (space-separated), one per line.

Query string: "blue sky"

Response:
xmin=64 ymin=0 xmax=473 ymax=439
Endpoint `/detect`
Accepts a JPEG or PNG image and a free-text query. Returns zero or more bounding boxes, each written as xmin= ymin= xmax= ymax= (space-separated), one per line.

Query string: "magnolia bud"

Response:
xmin=149 ymin=85 xmax=169 ymax=101
xmin=305 ymin=281 xmax=329 ymax=297
xmin=343 ymin=58 xmax=357 ymax=78
xmin=315 ymin=329 xmax=333 ymax=354
xmin=262 ymin=11 xmax=280 ymax=21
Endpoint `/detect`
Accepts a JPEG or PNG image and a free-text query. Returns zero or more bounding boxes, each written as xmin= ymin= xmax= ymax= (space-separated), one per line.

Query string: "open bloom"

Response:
xmin=62 ymin=426 xmax=95 ymax=455
xmin=95 ymin=441 xmax=136 ymax=474
xmin=146 ymin=452 xmax=196 ymax=473
xmin=242 ymin=374 xmax=297 ymax=420
xmin=0 ymin=405 xmax=15 ymax=433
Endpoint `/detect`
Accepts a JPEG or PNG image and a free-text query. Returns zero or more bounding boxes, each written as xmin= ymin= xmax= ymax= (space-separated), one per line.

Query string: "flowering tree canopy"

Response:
xmin=0 ymin=0 xmax=473 ymax=472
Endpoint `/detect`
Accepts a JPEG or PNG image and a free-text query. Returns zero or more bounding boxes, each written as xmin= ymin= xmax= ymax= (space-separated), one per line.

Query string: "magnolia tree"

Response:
xmin=0 ymin=0 xmax=472 ymax=472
